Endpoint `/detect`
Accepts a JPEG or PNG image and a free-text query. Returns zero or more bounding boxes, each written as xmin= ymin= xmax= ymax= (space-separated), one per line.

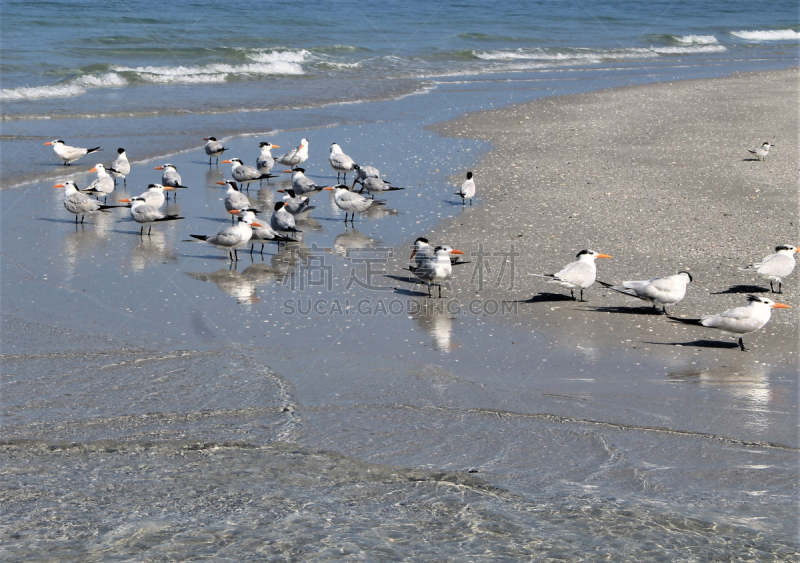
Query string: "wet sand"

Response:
xmin=432 ymin=67 xmax=799 ymax=363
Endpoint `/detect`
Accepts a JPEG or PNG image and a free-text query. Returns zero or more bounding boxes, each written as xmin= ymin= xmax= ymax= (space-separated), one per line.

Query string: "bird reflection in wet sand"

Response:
xmin=409 ymin=299 xmax=459 ymax=353
xmin=334 ymin=228 xmax=382 ymax=257
xmin=242 ymin=241 xmax=313 ymax=287
xmin=667 ymin=363 xmax=771 ymax=432
xmin=128 ymin=232 xmax=178 ymax=272
xmin=185 ymin=264 xmax=259 ymax=305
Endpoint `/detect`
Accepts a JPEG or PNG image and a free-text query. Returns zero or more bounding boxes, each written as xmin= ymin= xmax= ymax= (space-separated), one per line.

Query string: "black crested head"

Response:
xmin=775 ymin=245 xmax=794 ymax=252
xmin=434 ymin=246 xmax=444 ymax=252
xmin=274 ymin=202 xmax=285 ymax=211
xmin=285 ymin=189 xmax=296 ymax=197
xmin=415 ymin=237 xmax=429 ymax=244
xmin=353 ymin=164 xmax=361 ymax=170
xmin=466 ymin=171 xmax=473 ymax=179
xmin=335 ymin=184 xmax=349 ymax=190
xmin=147 ymin=183 xmax=159 ymax=189
xmin=55 ymin=139 xmax=64 ymax=143
xmin=576 ymin=249 xmax=593 ymax=258
xmin=207 ymin=136 xmax=217 ymax=141
xmin=117 ymin=148 xmax=125 ymax=154
xmin=229 ymin=181 xmax=239 ymax=191
xmin=747 ymin=295 xmax=765 ymax=303
xmin=678 ymin=270 xmax=693 ymax=282
xmin=295 ymin=167 xmax=305 ymax=173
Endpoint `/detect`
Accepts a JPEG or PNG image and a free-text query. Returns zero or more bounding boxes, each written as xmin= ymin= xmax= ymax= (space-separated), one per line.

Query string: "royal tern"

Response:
xmin=529 ymin=249 xmax=612 ymax=301
xmin=324 ymin=185 xmax=386 ymax=223
xmin=53 ymin=181 xmax=118 ymax=224
xmin=190 ymin=213 xmax=263 ymax=261
xmin=270 ymin=201 xmax=301 ymax=238
xmin=276 ymin=188 xmax=315 ymax=214
xmin=358 ymin=176 xmax=404 ymax=198
xmin=238 ymin=210 xmax=292 ymax=253
xmin=748 ymin=141 xmax=774 ymax=161
xmin=80 ymin=163 xmax=115 ymax=203
xmin=597 ymin=271 xmax=692 ymax=314
xmin=109 ymin=148 xmax=130 ymax=186
xmin=118 ymin=183 xmax=173 ymax=210
xmin=221 ymin=157 xmax=275 ymax=190
xmin=274 ymin=138 xmax=309 ymax=170
xmin=154 ymin=163 xmax=188 ymax=199
xmin=44 ymin=139 xmax=101 ymax=166
xmin=216 ymin=180 xmax=259 ymax=222
xmin=328 ymin=142 xmax=358 ymax=183
xmin=204 ymin=136 xmax=228 ymax=165
xmin=455 ymin=171 xmax=476 ymax=205
xmin=669 ymin=295 xmax=790 ymax=351
xmin=128 ymin=196 xmax=184 ymax=236
xmin=288 ymin=168 xmax=328 ymax=197
xmin=410 ymin=237 xmax=434 ymax=269
xmin=739 ymin=245 xmax=798 ymax=293
xmin=353 ymin=164 xmax=382 ymax=184
xmin=413 ymin=245 xmax=465 ymax=298
xmin=256 ymin=142 xmax=280 ymax=179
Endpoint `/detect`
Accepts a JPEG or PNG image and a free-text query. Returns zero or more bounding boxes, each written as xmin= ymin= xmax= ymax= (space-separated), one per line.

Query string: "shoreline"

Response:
xmin=429 ymin=67 xmax=799 ymax=362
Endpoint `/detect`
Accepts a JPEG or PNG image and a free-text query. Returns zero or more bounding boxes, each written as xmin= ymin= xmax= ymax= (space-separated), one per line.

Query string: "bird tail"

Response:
xmin=86 ymin=147 xmax=102 ymax=154
xmin=260 ymin=173 xmax=278 ymax=179
xmin=748 ymin=149 xmax=757 ymax=155
xmin=737 ymin=265 xmax=756 ymax=271
xmin=190 ymin=234 xmax=208 ymax=241
xmin=596 ymin=280 xmax=639 ymax=297
xmin=528 ymin=273 xmax=556 ymax=279
xmin=156 ymin=215 xmax=184 ymax=222
xmin=667 ymin=316 xmax=703 ymax=326
xmin=173 ymin=185 xmax=189 ymax=189
xmin=386 ymin=186 xmax=405 ymax=191
xmin=98 ymin=204 xmax=126 ymax=211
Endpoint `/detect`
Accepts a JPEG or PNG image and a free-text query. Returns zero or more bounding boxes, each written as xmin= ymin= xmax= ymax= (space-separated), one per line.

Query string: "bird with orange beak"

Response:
xmin=529 ymin=249 xmax=612 ymax=302
xmin=44 ymin=139 xmax=100 ymax=165
xmin=412 ymin=245 xmax=465 ymax=298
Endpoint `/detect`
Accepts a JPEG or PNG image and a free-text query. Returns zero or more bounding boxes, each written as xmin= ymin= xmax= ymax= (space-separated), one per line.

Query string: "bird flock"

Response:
xmin=48 ymin=137 xmax=793 ymax=351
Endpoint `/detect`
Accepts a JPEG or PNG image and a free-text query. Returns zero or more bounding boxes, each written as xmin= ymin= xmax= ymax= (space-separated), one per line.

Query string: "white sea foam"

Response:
xmin=247 ymin=49 xmax=309 ymax=63
xmin=475 ymin=48 xmax=658 ymax=62
xmin=0 ymin=73 xmax=127 ymax=100
xmin=675 ymin=35 xmax=719 ymax=44
xmin=115 ymin=61 xmax=304 ymax=84
xmin=731 ymin=29 xmax=800 ymax=41
xmin=651 ymin=45 xmax=727 ymax=54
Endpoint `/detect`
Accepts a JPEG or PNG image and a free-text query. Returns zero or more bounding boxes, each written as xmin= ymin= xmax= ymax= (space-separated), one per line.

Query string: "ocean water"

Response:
xmin=1 ymin=1 xmax=799 ymax=560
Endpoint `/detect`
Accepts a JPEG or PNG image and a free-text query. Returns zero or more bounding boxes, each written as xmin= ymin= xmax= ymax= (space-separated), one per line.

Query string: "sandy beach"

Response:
xmin=2 ymin=68 xmax=798 ymax=559
xmin=433 ymin=67 xmax=798 ymax=362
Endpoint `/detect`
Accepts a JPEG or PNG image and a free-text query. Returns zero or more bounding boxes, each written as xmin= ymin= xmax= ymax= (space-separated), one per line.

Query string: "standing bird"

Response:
xmin=109 ymin=148 xmax=130 ymax=186
xmin=221 ymin=157 xmax=275 ymax=190
xmin=204 ymin=136 xmax=227 ymax=165
xmin=128 ymin=196 xmax=184 ymax=236
xmin=669 ymin=295 xmax=790 ymax=351
xmin=190 ymin=213 xmax=263 ymax=262
xmin=597 ymin=271 xmax=693 ymax=314
xmin=748 ymin=142 xmax=774 ymax=161
xmin=44 ymin=139 xmax=101 ymax=166
xmin=409 ymin=237 xmax=434 ymax=270
xmin=80 ymin=163 xmax=115 ymax=203
xmin=276 ymin=188 xmax=315 ymax=214
xmin=352 ymin=164 xmax=382 ymax=185
xmin=455 ymin=171 xmax=476 ymax=205
xmin=256 ymin=141 xmax=280 ymax=182
xmin=118 ymin=184 xmax=172 ymax=210
xmin=359 ymin=177 xmax=404 ymax=198
xmin=216 ymin=180 xmax=259 ymax=222
xmin=53 ymin=181 xmax=118 ymax=224
xmin=529 ymin=249 xmax=612 ymax=301
xmin=413 ymin=246 xmax=465 ymax=298
xmin=154 ymin=163 xmax=189 ymax=199
xmin=739 ymin=245 xmax=799 ymax=293
xmin=324 ymin=185 xmax=386 ymax=223
xmin=270 ymin=202 xmax=301 ymax=238
xmin=238 ymin=210 xmax=292 ymax=254
xmin=274 ymin=138 xmax=309 ymax=170
xmin=289 ymin=168 xmax=328 ymax=197
xmin=328 ymin=142 xmax=357 ymax=183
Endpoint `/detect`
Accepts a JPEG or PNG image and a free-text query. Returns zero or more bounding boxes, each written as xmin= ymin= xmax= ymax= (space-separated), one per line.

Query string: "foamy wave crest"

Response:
xmin=247 ymin=49 xmax=309 ymax=63
xmin=475 ymin=48 xmax=658 ymax=62
xmin=675 ymin=35 xmax=719 ymax=44
xmin=0 ymin=83 xmax=87 ymax=100
xmin=0 ymin=73 xmax=127 ymax=101
xmin=731 ymin=29 xmax=800 ymax=41
xmin=116 ymin=61 xmax=304 ymax=84
xmin=650 ymin=45 xmax=727 ymax=54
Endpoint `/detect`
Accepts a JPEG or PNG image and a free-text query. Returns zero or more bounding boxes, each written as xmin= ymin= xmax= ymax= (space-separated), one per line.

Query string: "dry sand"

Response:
xmin=431 ymin=68 xmax=799 ymax=362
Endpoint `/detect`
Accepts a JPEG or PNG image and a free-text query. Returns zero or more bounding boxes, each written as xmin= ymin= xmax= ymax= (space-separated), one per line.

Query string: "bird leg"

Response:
xmin=260 ymin=244 xmax=265 ymax=255
xmin=579 ymin=289 xmax=585 ymax=302
xmin=738 ymin=337 xmax=748 ymax=352
xmin=140 ymin=226 xmax=144 ymax=237
xmin=148 ymin=226 xmax=152 ymax=236
xmin=438 ymin=284 xmax=442 ymax=299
